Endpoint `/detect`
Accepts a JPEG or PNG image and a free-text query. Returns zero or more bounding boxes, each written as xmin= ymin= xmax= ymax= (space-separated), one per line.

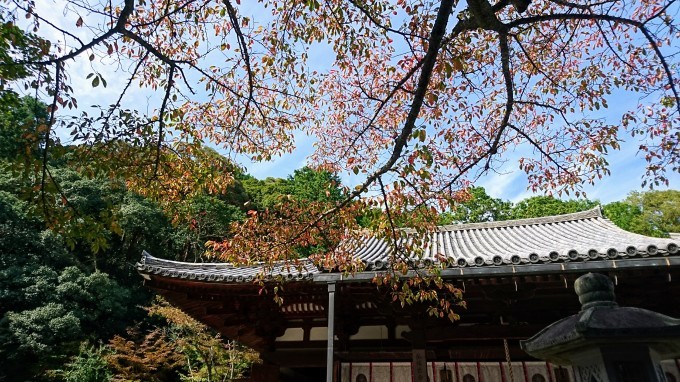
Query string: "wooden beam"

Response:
xmin=402 ymin=324 xmax=545 ymax=342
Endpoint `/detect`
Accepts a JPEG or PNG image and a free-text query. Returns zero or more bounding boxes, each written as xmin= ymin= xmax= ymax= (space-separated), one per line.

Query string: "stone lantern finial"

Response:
xmin=573 ymin=272 xmax=617 ymax=311
xmin=522 ymin=272 xmax=680 ymax=382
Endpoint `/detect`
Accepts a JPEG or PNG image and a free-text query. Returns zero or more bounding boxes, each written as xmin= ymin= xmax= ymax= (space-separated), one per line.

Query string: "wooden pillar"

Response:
xmin=326 ymin=282 xmax=336 ymax=382
xmin=412 ymin=349 xmax=427 ymax=382
xmin=410 ymin=327 xmax=428 ymax=382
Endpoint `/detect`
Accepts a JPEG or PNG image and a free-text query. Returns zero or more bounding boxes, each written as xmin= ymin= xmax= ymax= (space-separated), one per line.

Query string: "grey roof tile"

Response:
xmin=138 ymin=207 xmax=679 ymax=282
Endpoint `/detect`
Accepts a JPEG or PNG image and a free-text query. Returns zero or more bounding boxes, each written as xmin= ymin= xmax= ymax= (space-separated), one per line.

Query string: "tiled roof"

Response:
xmin=137 ymin=207 xmax=679 ymax=283
xmin=358 ymin=207 xmax=678 ymax=270
xmin=137 ymin=253 xmax=318 ymax=282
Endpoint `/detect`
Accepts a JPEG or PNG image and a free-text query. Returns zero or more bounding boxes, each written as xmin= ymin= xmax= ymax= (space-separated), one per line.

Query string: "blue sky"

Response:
xmin=33 ymin=0 xmax=679 ymax=205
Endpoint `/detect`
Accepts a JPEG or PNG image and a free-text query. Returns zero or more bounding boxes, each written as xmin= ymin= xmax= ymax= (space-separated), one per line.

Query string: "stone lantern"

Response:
xmin=521 ymin=272 xmax=680 ymax=382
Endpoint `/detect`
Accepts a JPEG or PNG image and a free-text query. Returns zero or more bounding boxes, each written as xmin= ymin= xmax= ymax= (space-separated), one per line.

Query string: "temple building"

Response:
xmin=137 ymin=207 xmax=680 ymax=382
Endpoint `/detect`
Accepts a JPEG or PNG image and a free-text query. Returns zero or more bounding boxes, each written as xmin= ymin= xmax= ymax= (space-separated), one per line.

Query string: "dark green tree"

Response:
xmin=0 ymin=95 xmax=262 ymax=381
xmin=602 ymin=201 xmax=647 ymax=234
xmin=0 ymin=164 xmax=163 ymax=380
xmin=603 ymin=190 xmax=680 ymax=237
xmin=241 ymin=166 xmax=345 ymax=211
xmin=439 ymin=187 xmax=511 ymax=224
xmin=0 ymin=96 xmax=49 ymax=160
xmin=241 ymin=175 xmax=292 ymax=210
xmin=172 ymin=195 xmax=246 ymax=262
xmin=288 ymin=166 xmax=345 ymax=203
xmin=509 ymin=196 xmax=598 ymax=220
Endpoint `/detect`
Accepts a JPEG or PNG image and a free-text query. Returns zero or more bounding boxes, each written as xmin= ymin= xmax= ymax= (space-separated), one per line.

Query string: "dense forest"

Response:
xmin=1 ymin=97 xmax=678 ymax=381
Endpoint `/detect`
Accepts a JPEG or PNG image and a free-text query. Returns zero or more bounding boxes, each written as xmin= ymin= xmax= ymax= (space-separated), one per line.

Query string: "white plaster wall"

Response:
xmin=309 ymin=326 xmax=328 ymax=341
xmin=340 ymin=361 xmax=575 ymax=382
xmin=395 ymin=325 xmax=410 ymax=340
xmin=274 ymin=327 xmax=303 ymax=342
xmin=393 ymin=363 xmax=413 ymax=382
xmin=342 ymin=362 xmax=412 ymax=382
xmin=350 ymin=325 xmax=389 ymax=340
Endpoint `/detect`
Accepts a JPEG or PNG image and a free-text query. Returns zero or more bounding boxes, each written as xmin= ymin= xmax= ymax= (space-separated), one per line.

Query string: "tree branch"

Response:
xmin=153 ymin=65 xmax=175 ymax=177
xmin=508 ymin=13 xmax=680 ymax=116
xmin=223 ymin=0 xmax=255 ymax=132
xmin=41 ymin=61 xmax=62 ymax=218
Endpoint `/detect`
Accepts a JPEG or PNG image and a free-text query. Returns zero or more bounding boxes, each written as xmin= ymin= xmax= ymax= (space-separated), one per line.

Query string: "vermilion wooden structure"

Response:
xmin=138 ymin=208 xmax=680 ymax=382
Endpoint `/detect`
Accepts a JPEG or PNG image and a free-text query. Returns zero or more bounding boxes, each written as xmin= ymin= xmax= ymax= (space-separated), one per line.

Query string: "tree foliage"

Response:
xmin=604 ymin=190 xmax=680 ymax=237
xmin=509 ymin=196 xmax=598 ymax=220
xmin=4 ymin=0 xmax=677 ymax=196
xmin=148 ymin=298 xmax=260 ymax=382
xmin=0 ymin=188 xmax=136 ymax=378
xmin=61 ymin=344 xmax=112 ymax=382
xmin=0 ymin=15 xmax=48 ymax=83
xmin=240 ymin=166 xmax=345 ymax=211
xmin=107 ymin=328 xmax=185 ymax=382
xmin=172 ymin=194 xmax=246 ymax=262
xmin=439 ymin=187 xmax=511 ymax=224
xmin=106 ymin=298 xmax=259 ymax=382
xmin=0 ymin=162 xmax=259 ymax=381
xmin=0 ymin=95 xmax=48 ymax=160
xmin=0 ymin=97 xmax=265 ymax=381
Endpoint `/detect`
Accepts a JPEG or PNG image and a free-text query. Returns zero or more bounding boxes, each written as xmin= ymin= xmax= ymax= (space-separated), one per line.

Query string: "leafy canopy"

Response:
xmin=604 ymin=190 xmax=680 ymax=238
xmin=6 ymin=0 xmax=678 ymax=207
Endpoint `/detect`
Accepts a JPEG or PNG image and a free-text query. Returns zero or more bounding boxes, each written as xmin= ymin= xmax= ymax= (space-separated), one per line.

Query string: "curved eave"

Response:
xmin=137 ymin=207 xmax=680 ymax=284
xmin=137 ymin=251 xmax=319 ymax=284
xmin=315 ymin=256 xmax=680 ymax=283
xmin=139 ymin=253 xmax=680 ymax=285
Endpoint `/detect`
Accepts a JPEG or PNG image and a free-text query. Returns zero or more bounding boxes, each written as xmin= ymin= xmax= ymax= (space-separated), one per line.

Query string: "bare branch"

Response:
xmin=14 ymin=0 xmax=135 ymax=66
xmin=41 ymin=61 xmax=62 ymax=218
xmin=154 ymin=65 xmax=176 ymax=177
xmin=223 ymin=0 xmax=255 ymax=132
xmin=13 ymin=0 xmax=85 ymax=45
xmin=377 ymin=176 xmax=402 ymax=258
xmin=507 ymin=123 xmax=575 ymax=176
xmin=348 ymin=0 xmax=458 ymax=199
xmin=346 ymin=0 xmax=428 ymax=40
xmin=508 ymin=13 xmax=680 ymax=116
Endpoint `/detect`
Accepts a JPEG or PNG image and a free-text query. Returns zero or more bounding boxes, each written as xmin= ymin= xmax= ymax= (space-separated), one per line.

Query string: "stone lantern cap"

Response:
xmin=521 ymin=272 xmax=680 ymax=364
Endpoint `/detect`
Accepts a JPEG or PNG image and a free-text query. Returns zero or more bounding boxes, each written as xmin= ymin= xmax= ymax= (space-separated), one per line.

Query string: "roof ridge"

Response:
xmin=436 ymin=206 xmax=602 ymax=232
